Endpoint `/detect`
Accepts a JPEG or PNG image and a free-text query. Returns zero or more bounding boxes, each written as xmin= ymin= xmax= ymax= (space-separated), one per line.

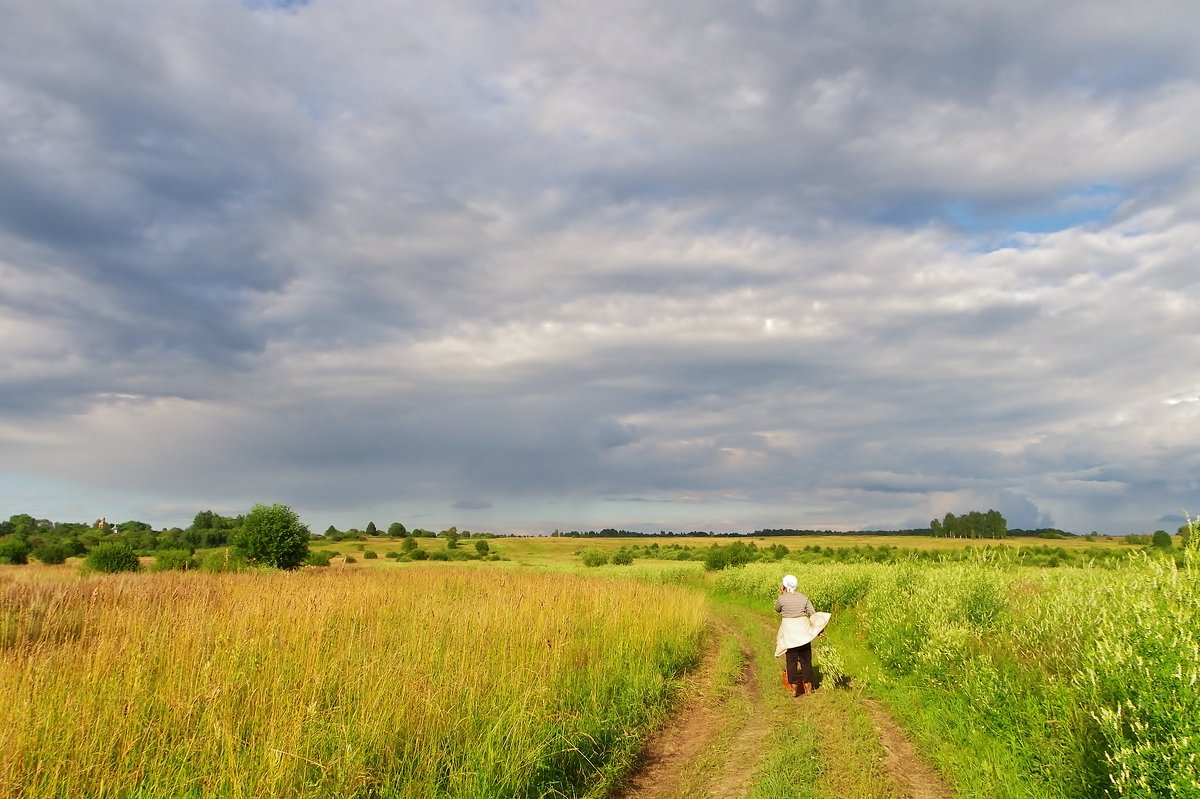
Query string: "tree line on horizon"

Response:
xmin=0 ymin=508 xmax=442 ymax=567
xmin=2 ymin=506 xmax=1191 ymax=567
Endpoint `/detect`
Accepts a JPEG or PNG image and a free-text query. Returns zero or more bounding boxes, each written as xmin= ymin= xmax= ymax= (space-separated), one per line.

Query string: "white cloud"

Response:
xmin=1 ymin=0 xmax=1198 ymax=533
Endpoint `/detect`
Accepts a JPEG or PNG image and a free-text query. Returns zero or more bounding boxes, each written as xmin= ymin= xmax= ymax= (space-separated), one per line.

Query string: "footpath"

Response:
xmin=612 ymin=601 xmax=953 ymax=799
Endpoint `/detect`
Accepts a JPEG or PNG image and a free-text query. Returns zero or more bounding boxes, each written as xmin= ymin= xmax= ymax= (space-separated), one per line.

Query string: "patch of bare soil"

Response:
xmin=615 ymin=625 xmax=728 ymax=799
xmin=861 ymin=699 xmax=954 ymax=799
xmin=701 ymin=638 xmax=772 ymax=799
xmin=615 ymin=621 xmax=770 ymax=799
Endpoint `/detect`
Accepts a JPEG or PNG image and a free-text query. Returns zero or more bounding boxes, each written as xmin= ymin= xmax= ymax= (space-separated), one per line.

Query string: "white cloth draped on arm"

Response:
xmin=774 ymin=611 xmax=832 ymax=658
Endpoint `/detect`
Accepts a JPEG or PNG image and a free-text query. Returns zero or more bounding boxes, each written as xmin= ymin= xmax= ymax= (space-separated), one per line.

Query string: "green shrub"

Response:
xmin=343 ymin=555 xmax=357 ymax=564
xmin=610 ymin=550 xmax=634 ymax=565
xmin=580 ymin=550 xmax=609 ymax=567
xmin=401 ymin=537 xmax=418 ymax=552
xmin=33 ymin=542 xmax=71 ymax=565
xmin=153 ymin=550 xmax=198 ymax=571
xmin=474 ymin=540 xmax=490 ymax=556
xmin=304 ymin=550 xmax=334 ymax=567
xmin=364 ymin=550 xmax=378 ymax=559
xmin=85 ymin=543 xmax=141 ymax=574
xmin=0 ymin=536 xmax=30 ymax=565
xmin=429 ymin=550 xmax=450 ymax=561
xmin=233 ymin=503 xmax=310 ymax=570
xmin=385 ymin=551 xmax=401 ymax=559
xmin=201 ymin=548 xmax=249 ymax=573
xmin=410 ymin=549 xmax=429 ymax=561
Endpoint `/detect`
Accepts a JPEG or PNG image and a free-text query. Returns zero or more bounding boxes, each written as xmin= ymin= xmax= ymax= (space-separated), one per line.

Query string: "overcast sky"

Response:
xmin=2 ymin=0 xmax=1198 ymax=535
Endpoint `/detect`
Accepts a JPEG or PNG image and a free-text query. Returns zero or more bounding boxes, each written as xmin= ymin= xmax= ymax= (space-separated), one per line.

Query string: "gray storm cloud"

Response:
xmin=1 ymin=0 xmax=1198 ymax=533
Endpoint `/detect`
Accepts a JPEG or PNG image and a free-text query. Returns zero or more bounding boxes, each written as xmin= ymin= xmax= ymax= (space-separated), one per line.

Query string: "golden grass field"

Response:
xmin=0 ymin=565 xmax=706 ymax=798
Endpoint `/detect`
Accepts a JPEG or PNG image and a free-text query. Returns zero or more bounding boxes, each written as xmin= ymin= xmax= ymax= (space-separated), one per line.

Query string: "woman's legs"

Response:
xmin=798 ymin=642 xmax=814 ymax=689
xmin=785 ymin=646 xmax=802 ymax=685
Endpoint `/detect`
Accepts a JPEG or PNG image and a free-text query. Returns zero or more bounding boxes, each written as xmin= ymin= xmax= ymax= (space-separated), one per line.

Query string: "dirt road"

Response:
xmin=612 ymin=606 xmax=953 ymax=799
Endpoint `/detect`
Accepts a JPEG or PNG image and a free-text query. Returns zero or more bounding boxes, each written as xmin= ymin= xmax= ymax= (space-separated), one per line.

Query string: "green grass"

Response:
xmin=715 ymin=553 xmax=1200 ymax=798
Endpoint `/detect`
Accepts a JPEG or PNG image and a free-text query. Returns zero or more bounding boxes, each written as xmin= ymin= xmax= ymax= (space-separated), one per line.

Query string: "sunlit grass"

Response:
xmin=715 ymin=554 xmax=1200 ymax=797
xmin=0 ymin=567 xmax=706 ymax=798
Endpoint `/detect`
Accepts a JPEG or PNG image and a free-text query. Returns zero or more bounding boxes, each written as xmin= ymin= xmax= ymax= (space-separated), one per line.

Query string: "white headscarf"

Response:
xmin=782 ymin=574 xmax=798 ymax=593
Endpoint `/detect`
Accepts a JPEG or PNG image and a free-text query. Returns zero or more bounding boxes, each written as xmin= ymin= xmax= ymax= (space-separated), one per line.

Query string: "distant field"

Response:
xmin=308 ymin=532 xmax=1134 ymax=570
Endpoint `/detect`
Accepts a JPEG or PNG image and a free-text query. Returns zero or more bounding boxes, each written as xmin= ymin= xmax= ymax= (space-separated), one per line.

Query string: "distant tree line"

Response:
xmin=930 ymin=510 xmax=1008 ymax=539
xmin=0 ymin=509 xmax=494 ymax=568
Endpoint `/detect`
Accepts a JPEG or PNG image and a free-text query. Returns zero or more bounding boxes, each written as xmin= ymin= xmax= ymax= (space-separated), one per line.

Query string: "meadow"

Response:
xmin=2 ymin=530 xmax=1197 ymax=798
xmin=0 ymin=566 xmax=705 ymax=798
xmin=714 ymin=548 xmax=1200 ymax=797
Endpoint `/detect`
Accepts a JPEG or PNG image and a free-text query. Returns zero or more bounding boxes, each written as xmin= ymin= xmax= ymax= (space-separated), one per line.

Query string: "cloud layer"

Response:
xmin=2 ymin=0 xmax=1198 ymax=533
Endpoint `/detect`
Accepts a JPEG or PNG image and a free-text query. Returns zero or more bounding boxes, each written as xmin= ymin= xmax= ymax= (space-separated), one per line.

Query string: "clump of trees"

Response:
xmin=930 ymin=510 xmax=1007 ymax=539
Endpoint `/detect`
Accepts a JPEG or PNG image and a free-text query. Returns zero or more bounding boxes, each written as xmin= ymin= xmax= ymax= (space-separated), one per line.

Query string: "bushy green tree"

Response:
xmin=580 ymin=549 xmax=608 ymax=567
xmin=8 ymin=514 xmax=37 ymax=537
xmin=1151 ymin=529 xmax=1173 ymax=549
xmin=387 ymin=522 xmax=407 ymax=537
xmin=366 ymin=522 xmax=378 ymax=536
xmin=33 ymin=543 xmax=71 ymax=565
xmin=233 ymin=503 xmax=310 ymax=570
xmin=474 ymin=540 xmax=490 ymax=556
xmin=85 ymin=543 xmax=140 ymax=573
xmin=0 ymin=536 xmax=31 ymax=565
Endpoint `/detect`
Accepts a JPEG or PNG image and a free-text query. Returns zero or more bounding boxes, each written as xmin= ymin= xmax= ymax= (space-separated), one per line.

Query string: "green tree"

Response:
xmin=401 ymin=537 xmax=418 ymax=553
xmin=33 ymin=542 xmax=71 ymax=565
xmin=366 ymin=521 xmax=378 ymax=536
xmin=8 ymin=514 xmax=37 ymax=537
xmin=234 ymin=504 xmax=310 ymax=570
xmin=1151 ymin=529 xmax=1173 ymax=550
xmin=474 ymin=540 xmax=490 ymax=556
xmin=388 ymin=522 xmax=407 ymax=537
xmin=85 ymin=543 xmax=140 ymax=573
xmin=0 ymin=536 xmax=31 ymax=565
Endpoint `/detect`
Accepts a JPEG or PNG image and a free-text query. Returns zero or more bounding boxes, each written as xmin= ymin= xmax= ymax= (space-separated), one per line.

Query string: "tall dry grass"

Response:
xmin=0 ymin=566 xmax=706 ymax=798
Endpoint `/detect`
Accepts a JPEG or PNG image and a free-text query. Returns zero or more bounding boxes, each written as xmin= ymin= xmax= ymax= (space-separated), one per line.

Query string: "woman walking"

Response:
xmin=774 ymin=574 xmax=829 ymax=697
